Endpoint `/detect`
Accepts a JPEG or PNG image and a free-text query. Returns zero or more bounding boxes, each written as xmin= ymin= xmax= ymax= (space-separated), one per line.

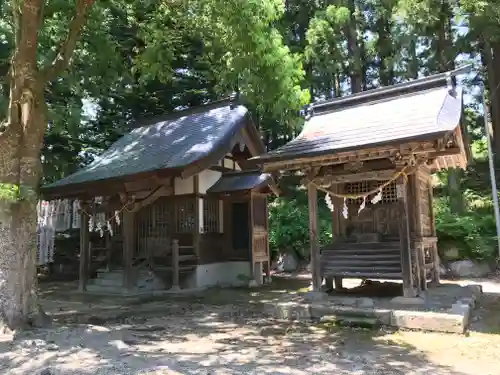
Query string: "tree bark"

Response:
xmin=0 ymin=0 xmax=94 ymax=331
xmin=346 ymin=0 xmax=362 ymax=93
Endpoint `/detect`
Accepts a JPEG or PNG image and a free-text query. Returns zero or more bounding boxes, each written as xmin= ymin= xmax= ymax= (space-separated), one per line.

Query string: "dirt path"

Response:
xmin=1 ymin=277 xmax=500 ymax=375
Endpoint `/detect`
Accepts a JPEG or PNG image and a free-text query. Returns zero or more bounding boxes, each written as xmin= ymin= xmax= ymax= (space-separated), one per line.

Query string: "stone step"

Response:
xmin=85 ymin=284 xmax=126 ymax=294
xmin=95 ymin=270 xmax=155 ymax=280
xmin=332 ymin=315 xmax=380 ymax=329
xmin=89 ymin=277 xmax=123 ymax=287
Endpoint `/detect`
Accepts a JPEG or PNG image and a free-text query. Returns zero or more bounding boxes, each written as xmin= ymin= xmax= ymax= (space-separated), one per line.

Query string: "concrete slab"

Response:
xmin=260 ymin=282 xmax=482 ymax=334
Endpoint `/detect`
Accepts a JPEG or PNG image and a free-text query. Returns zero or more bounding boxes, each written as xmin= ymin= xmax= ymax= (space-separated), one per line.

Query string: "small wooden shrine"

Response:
xmin=253 ymin=69 xmax=469 ymax=297
xmin=42 ymin=98 xmax=278 ymax=294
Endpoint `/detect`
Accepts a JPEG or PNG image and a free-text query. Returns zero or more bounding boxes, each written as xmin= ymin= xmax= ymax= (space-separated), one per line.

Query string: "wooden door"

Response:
xmin=250 ymin=194 xmax=269 ymax=262
xmin=231 ymin=201 xmax=250 ymax=255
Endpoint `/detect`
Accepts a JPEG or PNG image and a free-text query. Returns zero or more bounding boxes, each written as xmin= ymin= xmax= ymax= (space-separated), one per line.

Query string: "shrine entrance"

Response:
xmin=253 ymin=68 xmax=469 ymax=298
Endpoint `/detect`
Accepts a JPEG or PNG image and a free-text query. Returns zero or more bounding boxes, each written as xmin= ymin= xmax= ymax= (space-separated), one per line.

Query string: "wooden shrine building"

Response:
xmin=42 ymin=98 xmax=277 ymax=294
xmin=253 ymin=69 xmax=469 ymax=298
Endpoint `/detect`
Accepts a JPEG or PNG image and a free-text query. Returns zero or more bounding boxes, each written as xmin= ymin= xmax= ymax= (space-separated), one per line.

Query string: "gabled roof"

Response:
xmin=207 ymin=171 xmax=273 ymax=194
xmin=44 ymin=100 xmax=261 ymax=192
xmin=253 ymin=68 xmax=467 ymax=166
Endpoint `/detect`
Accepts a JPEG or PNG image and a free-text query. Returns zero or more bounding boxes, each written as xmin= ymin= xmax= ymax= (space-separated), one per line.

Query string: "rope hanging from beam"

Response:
xmin=308 ymin=165 xmax=411 ymax=200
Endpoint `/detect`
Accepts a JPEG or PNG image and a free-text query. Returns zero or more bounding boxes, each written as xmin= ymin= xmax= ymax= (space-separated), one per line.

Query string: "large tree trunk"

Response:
xmin=346 ymin=0 xmax=362 ymax=93
xmin=0 ymin=94 xmax=48 ymax=330
xmin=0 ymin=0 xmax=94 ymax=331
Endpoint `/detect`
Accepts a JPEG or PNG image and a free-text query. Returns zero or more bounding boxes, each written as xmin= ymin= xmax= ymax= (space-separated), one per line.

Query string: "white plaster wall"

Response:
xmin=198 ymin=169 xmax=222 ymax=194
xmin=191 ymin=261 xmax=252 ymax=288
xmin=223 ymin=158 xmax=233 ymax=170
xmin=174 ymin=176 xmax=194 ymax=194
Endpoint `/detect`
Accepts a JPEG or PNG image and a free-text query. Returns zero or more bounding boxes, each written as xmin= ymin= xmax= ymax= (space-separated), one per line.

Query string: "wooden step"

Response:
xmin=321 ymin=270 xmax=402 ymax=279
xmin=324 ymin=242 xmax=400 ymax=251
xmin=321 ymin=258 xmax=401 ymax=266
xmin=325 ymin=248 xmax=400 ymax=255
xmin=324 ymin=265 xmax=401 ymax=273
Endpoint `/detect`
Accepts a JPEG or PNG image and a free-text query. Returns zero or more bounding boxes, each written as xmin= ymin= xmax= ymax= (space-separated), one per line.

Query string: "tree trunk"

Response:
xmin=0 ymin=94 xmax=48 ymax=331
xmin=0 ymin=0 xmax=94 ymax=331
xmin=346 ymin=0 xmax=362 ymax=93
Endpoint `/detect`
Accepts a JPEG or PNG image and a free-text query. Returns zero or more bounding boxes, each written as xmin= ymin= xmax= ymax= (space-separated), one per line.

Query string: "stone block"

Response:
xmin=450 ymin=302 xmax=470 ymax=316
xmin=303 ymin=291 xmax=328 ymax=302
xmin=248 ymin=280 xmax=259 ymax=288
xmin=269 ymin=302 xmax=311 ymax=321
xmin=390 ymin=296 xmax=426 ymax=306
xmin=449 ymin=260 xmax=491 ymax=278
xmin=390 ymin=310 xmax=467 ymax=334
xmin=357 ymin=298 xmax=375 ymax=308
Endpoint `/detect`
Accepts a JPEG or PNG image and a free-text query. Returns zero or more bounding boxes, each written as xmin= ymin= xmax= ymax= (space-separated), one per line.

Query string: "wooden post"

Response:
xmin=78 ymin=206 xmax=90 ymax=292
xmin=193 ymin=175 xmax=201 ymax=259
xmin=171 ymin=239 xmax=180 ymax=291
xmin=308 ymin=183 xmax=322 ymax=292
xmin=122 ymin=210 xmax=135 ymax=291
xmin=428 ymin=179 xmax=440 ymax=284
xmin=249 ymin=192 xmax=256 ymax=282
xmin=397 ymin=179 xmax=416 ymax=298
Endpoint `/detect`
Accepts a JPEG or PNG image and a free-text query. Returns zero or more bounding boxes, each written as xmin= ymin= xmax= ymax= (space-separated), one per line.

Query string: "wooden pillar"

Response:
xmin=397 ymin=178 xmax=416 ymax=297
xmin=410 ymin=173 xmax=423 ymax=294
xmin=193 ymin=175 xmax=201 ymax=259
xmin=308 ymin=183 xmax=322 ymax=292
xmin=78 ymin=205 xmax=90 ymax=292
xmin=330 ymin=184 xmax=341 ymax=291
xmin=428 ymin=179 xmax=440 ymax=284
xmin=249 ymin=192 xmax=256 ymax=281
xmin=171 ymin=239 xmax=180 ymax=291
xmin=122 ymin=210 xmax=135 ymax=291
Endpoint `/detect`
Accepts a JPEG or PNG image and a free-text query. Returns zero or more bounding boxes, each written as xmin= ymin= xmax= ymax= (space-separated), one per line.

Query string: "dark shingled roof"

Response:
xmin=207 ymin=171 xmax=272 ymax=194
xmin=253 ymin=69 xmax=465 ymax=164
xmin=45 ymin=103 xmax=249 ymax=189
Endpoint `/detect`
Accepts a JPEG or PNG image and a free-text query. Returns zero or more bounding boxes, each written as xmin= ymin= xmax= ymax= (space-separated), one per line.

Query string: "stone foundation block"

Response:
xmin=390 ymin=310 xmax=468 ymax=334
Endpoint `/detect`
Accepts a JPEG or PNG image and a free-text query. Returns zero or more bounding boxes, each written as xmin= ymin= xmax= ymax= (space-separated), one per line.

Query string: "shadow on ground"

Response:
xmin=1 ymin=276 xmax=499 ymax=375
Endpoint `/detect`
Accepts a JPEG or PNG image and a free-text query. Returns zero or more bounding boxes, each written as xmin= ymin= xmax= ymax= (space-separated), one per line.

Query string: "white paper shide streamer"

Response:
xmin=358 ymin=196 xmax=366 ymax=214
xmin=342 ymin=198 xmax=349 ymax=219
xmin=371 ymin=188 xmax=383 ymax=204
xmin=324 ymin=194 xmax=334 ymax=212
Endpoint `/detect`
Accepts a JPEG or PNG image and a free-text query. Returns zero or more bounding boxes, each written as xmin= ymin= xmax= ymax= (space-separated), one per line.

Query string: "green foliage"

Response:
xmin=0 ymin=183 xmax=19 ymax=202
xmin=0 ymin=183 xmax=37 ymax=203
xmin=136 ymin=0 xmax=309 ymax=122
xmin=435 ymin=192 xmax=498 ymax=261
xmin=268 ymin=188 xmax=332 ymax=260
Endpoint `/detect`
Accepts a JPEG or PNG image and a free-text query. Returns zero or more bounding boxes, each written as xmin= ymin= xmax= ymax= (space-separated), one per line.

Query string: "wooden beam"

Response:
xmin=397 ymin=178 xmax=416 ymax=298
xmin=428 ymin=147 xmax=461 ymax=158
xmin=131 ymin=185 xmax=173 ymax=213
xmin=122 ymin=210 xmax=135 ymax=291
xmin=261 ymin=141 xmax=439 ymax=173
xmin=308 ymin=183 xmax=322 ymax=292
xmin=310 ymin=169 xmax=397 ymax=185
xmin=78 ymin=203 xmax=90 ymax=292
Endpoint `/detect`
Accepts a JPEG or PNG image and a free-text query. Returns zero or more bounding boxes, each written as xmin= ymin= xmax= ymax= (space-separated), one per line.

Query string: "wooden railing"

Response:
xmin=170 ymin=239 xmax=196 ymax=291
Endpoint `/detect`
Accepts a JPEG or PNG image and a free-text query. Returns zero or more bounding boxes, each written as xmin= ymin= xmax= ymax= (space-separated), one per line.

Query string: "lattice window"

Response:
xmin=252 ymin=196 xmax=267 ymax=229
xmin=175 ymin=199 xmax=195 ymax=233
xmin=203 ymin=198 xmax=222 ymax=233
xmin=344 ymin=180 xmax=398 ymax=205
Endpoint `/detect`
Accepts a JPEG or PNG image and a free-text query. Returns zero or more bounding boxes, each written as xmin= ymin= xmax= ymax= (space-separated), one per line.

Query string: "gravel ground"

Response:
xmin=1 ymin=277 xmax=500 ymax=375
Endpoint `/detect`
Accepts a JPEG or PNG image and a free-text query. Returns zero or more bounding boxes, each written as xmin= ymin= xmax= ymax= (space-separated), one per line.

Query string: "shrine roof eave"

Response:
xmin=258 ymin=131 xmax=454 ymax=172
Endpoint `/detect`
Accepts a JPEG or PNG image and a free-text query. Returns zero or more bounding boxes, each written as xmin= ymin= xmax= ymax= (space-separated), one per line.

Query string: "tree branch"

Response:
xmin=41 ymin=0 xmax=96 ymax=82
